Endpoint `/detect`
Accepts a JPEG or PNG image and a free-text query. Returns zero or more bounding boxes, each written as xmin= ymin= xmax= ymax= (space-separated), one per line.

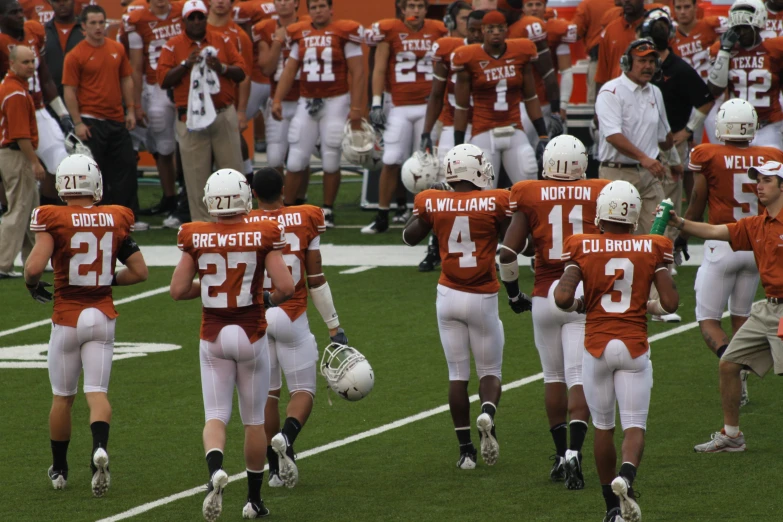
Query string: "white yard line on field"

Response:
xmin=94 ymin=307 xmax=732 ymax=522
xmin=339 ymin=265 xmax=377 ymax=274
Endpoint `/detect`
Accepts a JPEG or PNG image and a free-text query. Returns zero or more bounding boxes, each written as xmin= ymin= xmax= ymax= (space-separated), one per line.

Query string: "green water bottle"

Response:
xmin=650 ymin=198 xmax=673 ymax=236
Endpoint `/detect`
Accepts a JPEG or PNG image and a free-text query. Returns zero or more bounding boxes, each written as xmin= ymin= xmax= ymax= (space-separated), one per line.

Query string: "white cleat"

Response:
xmin=267 ymin=472 xmax=284 ymax=488
xmin=242 ymin=500 xmax=270 ymax=519
xmin=476 ymin=413 xmax=499 ymax=466
xmin=456 ymin=450 xmax=477 ymax=470
xmin=271 ymin=433 xmax=298 ymax=488
xmin=652 ymin=312 xmax=681 ymax=323
xmin=91 ymin=448 xmax=110 ymax=497
xmin=48 ymin=466 xmax=67 ymax=490
xmin=203 ymin=469 xmax=229 ymax=522
xmin=611 ymin=476 xmax=641 ymax=522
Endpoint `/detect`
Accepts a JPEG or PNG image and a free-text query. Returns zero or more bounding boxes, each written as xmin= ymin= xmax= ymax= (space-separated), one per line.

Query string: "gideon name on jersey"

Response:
xmin=541 ymin=185 xmax=594 ymax=201
xmin=71 ymin=213 xmax=116 ymax=228
xmin=192 ymin=231 xmax=264 ymax=248
xmin=582 ymin=238 xmax=653 ymax=254
xmin=731 ymin=55 xmax=766 ymax=69
xmin=425 ymin=196 xmax=497 ymax=213
xmin=723 ymin=155 xmax=768 ymax=169
xmin=246 ymin=212 xmax=303 ymax=227
xmin=484 ymin=65 xmax=516 ymax=82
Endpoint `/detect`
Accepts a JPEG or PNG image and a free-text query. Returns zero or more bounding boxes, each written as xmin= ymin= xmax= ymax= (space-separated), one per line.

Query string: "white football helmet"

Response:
xmin=715 ymin=99 xmax=758 ymax=141
xmin=341 ymin=120 xmax=382 ymax=170
xmin=401 ymin=150 xmax=441 ymax=194
xmin=443 ymin=144 xmax=494 ymax=188
xmin=542 ymin=134 xmax=588 ymax=181
xmin=55 ymin=154 xmax=103 ymax=202
xmin=728 ymin=0 xmax=767 ymax=30
xmin=202 ymin=169 xmax=252 ymax=217
xmin=320 ymin=343 xmax=374 ymax=401
xmin=595 ymin=180 xmax=642 ymax=230
xmin=64 ymin=132 xmax=93 ymax=158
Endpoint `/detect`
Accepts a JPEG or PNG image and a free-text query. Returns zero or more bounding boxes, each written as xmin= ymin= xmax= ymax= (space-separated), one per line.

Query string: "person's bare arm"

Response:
xmin=666 ymin=208 xmax=730 ymax=241
xmin=533 ymin=41 xmax=560 ymax=114
xmin=423 ymin=60 xmax=448 ymax=135
xmin=346 ymin=54 xmax=365 ymax=128
xmin=402 ymin=216 xmax=432 ymax=246
xmin=648 ymin=264 xmax=679 ymax=315
xmin=170 ymin=252 xmax=200 ymax=301
xmin=265 ymin=250 xmax=295 ymax=304
xmin=454 ymin=70 xmax=471 ymax=143
xmin=679 ymin=173 xmax=708 ymax=240
xmin=305 ymin=249 xmax=343 ymax=337
xmin=115 ymin=250 xmax=148 ymax=286
xmin=24 ymin=232 xmax=54 ymax=285
xmin=371 ymin=41 xmax=389 ymax=99
xmin=553 ymin=264 xmax=585 ymax=312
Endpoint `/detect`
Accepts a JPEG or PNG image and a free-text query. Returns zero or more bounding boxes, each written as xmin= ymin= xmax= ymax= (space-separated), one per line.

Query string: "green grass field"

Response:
xmin=2 ymin=182 xmax=782 ymax=521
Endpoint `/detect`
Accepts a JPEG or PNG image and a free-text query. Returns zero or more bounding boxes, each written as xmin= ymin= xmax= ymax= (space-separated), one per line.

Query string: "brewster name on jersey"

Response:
xmin=191 ymin=231 xmax=265 ymax=248
xmin=423 ymin=195 xmax=497 ymax=213
xmin=70 ymin=212 xmax=117 ymax=228
xmin=581 ymin=237 xmax=654 ymax=254
xmin=540 ymin=185 xmax=596 ymax=201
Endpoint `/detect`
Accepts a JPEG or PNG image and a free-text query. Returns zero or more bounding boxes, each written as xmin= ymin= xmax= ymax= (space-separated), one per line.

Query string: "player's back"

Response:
xmin=509 ymin=178 xmax=609 ymax=297
xmin=177 ymin=219 xmax=286 ymax=342
xmin=245 ymin=205 xmax=325 ymax=321
xmin=30 ymin=204 xmax=135 ymax=326
xmin=413 ymin=188 xmax=509 ymax=294
xmin=563 ymin=233 xmax=673 ymax=358
xmin=688 ymin=143 xmax=783 ymax=224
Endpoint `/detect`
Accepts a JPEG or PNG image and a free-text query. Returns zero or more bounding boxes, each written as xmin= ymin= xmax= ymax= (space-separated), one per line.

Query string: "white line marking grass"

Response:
xmin=339 ymin=265 xmax=377 ymax=274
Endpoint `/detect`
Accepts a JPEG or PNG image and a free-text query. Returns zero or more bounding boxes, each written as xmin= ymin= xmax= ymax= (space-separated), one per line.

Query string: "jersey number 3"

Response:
xmin=601 ymin=258 xmax=634 ymax=314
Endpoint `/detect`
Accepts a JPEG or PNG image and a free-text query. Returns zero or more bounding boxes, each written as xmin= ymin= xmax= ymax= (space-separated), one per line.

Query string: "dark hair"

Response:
xmin=307 ymin=0 xmax=332 ymax=7
xmin=80 ymin=4 xmax=106 ymax=22
xmin=468 ymin=9 xmax=486 ymax=23
xmin=252 ymin=167 xmax=284 ymax=203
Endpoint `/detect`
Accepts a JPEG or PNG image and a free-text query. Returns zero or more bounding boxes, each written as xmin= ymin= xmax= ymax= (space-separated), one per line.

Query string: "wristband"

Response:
xmin=25 ymin=281 xmax=37 ymax=290
xmin=676 ymin=217 xmax=685 ymax=230
xmin=221 ymin=63 xmax=227 ymax=75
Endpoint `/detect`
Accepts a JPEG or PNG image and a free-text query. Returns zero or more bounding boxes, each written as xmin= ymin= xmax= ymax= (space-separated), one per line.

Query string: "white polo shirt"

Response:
xmin=595 ymin=73 xmax=670 ymax=164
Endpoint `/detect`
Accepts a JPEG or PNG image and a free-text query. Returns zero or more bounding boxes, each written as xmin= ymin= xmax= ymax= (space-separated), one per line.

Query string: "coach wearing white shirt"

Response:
xmin=595 ymin=39 xmax=675 ymax=235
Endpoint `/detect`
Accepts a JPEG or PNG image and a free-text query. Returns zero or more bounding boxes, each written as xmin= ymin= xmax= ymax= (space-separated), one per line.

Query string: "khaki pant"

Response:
xmin=175 ymin=105 xmax=243 ymax=223
xmin=723 ymin=301 xmax=783 ymax=377
xmin=0 ymin=149 xmax=37 ymax=272
xmin=587 ymin=59 xmax=598 ymax=104
xmin=599 ymin=165 xmax=665 ymax=235
xmin=660 ymin=140 xmax=688 ymax=242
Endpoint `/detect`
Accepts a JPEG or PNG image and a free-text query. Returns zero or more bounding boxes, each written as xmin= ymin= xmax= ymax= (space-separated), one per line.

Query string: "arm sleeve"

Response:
xmin=496 ymin=190 xmax=511 ymax=222
xmin=29 ymin=206 xmax=51 ymax=233
xmin=687 ymin=144 xmax=707 ymax=171
xmin=412 ymin=192 xmax=432 ymax=225
xmin=239 ymin=31 xmax=254 ymax=76
xmin=176 ymin=224 xmax=189 ymax=251
xmin=128 ymin=31 xmax=143 ymax=50
xmin=116 ymin=236 xmax=140 ymax=264
xmin=288 ymin=42 xmax=299 ymax=61
xmin=61 ymin=51 xmax=80 ymax=86
xmin=3 ymin=93 xmax=34 ymax=140
xmin=507 ymin=182 xmax=527 ymax=216
xmin=119 ymin=47 xmax=133 ymax=78
xmin=595 ymin=87 xmax=623 ymax=137
xmin=344 ymin=41 xmax=363 ymax=59
xmin=224 ymin=37 xmax=245 ymax=69
xmin=561 ymin=235 xmax=580 ymax=264
xmin=657 ymin=236 xmax=674 ymax=265
xmin=686 ymin=65 xmax=715 ymax=107
xmin=594 ymin=30 xmax=610 ymax=83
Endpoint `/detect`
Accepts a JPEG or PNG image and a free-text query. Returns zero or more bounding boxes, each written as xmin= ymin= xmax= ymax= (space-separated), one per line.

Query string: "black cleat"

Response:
xmin=456 ymin=447 xmax=477 ymax=470
xmin=550 ymin=454 xmax=566 ymax=482
xmin=564 ymin=450 xmax=585 ymax=490
xmin=419 ymin=235 xmax=441 ymax=272
xmin=242 ymin=498 xmax=270 ymax=518
xmin=138 ymin=195 xmax=178 ymax=216
xmin=603 ymin=507 xmax=623 ymax=522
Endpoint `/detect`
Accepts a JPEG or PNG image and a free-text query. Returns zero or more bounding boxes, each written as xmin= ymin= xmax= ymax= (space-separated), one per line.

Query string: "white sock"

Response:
xmin=724 ymin=425 xmax=740 ymax=437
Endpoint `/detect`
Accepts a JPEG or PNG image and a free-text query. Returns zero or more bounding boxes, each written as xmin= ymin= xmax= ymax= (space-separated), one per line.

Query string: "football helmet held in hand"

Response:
xmin=402 ymin=150 xmax=441 ymax=194
xmin=64 ymin=132 xmax=93 ymax=158
xmin=342 ymin=120 xmax=382 ymax=170
xmin=203 ymin=169 xmax=252 ymax=217
xmin=320 ymin=343 xmax=374 ymax=401
xmin=55 ymin=154 xmax=103 ymax=202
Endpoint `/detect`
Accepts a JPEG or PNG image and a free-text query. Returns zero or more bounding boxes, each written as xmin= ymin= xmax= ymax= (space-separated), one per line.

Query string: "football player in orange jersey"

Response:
xmin=708 ymin=0 xmax=783 ymax=149
xmin=24 ymin=154 xmax=149 ymax=496
xmin=20 ymin=0 xmax=94 ymax=24
xmin=453 ymin=10 xmax=546 ymax=185
xmin=171 ymin=169 xmax=294 ymax=520
xmin=124 ymin=0 xmax=182 ymax=216
xmin=271 ymin=0 xmax=365 ymax=227
xmin=677 ymin=99 xmax=783 ymax=406
xmin=403 ymin=144 xmax=509 ymax=470
xmin=499 ymin=135 xmax=609 ymax=489
xmin=763 ymin=0 xmax=783 ymax=37
xmin=555 ymin=180 xmax=678 ymax=522
xmin=361 ymin=0 xmax=448 ymax=234
xmin=672 ymin=0 xmax=726 ymax=81
xmin=246 ymin=168 xmax=348 ymax=489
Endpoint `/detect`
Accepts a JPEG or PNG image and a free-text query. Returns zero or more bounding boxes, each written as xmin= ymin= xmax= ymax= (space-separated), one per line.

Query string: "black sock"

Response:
xmin=717 ymin=344 xmax=728 ymax=358
xmin=455 ymin=427 xmax=472 ymax=447
xmin=51 ymin=439 xmax=70 ymax=472
xmin=569 ymin=420 xmax=588 ymax=452
xmin=550 ymin=422 xmax=567 ymax=457
xmin=294 ymin=198 xmax=307 ymax=205
xmin=206 ymin=449 xmax=224 ymax=478
xmin=378 ymin=208 xmax=389 ymax=221
xmin=481 ymin=402 xmax=497 ymax=419
xmin=602 ymin=484 xmax=620 ymax=511
xmin=282 ymin=417 xmax=302 ymax=447
xmin=266 ymin=446 xmax=279 ymax=473
xmin=619 ymin=462 xmax=637 ymax=487
xmin=396 ymin=198 xmax=407 ymax=211
xmin=90 ymin=421 xmax=110 ymax=454
xmin=323 ymin=204 xmax=333 ymax=210
xmin=246 ymin=470 xmax=264 ymax=504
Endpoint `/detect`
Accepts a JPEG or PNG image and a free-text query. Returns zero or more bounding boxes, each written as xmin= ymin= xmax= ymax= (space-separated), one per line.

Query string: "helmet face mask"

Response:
xmin=728 ymin=0 xmax=767 ymax=32
xmin=320 ymin=343 xmax=374 ymax=401
xmin=202 ymin=169 xmax=252 ymax=217
xmin=594 ymin=180 xmax=642 ymax=231
xmin=341 ymin=119 xmax=383 ymax=170
xmin=542 ymin=134 xmax=587 ymax=181
xmin=401 ymin=150 xmax=441 ymax=193
xmin=715 ymin=99 xmax=758 ymax=141
xmin=55 ymin=154 xmax=103 ymax=202
xmin=444 ymin=144 xmax=494 ymax=188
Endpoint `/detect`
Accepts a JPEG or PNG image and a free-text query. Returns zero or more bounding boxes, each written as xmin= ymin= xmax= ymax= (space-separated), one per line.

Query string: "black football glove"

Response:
xmin=508 ymin=292 xmax=533 ymax=314
xmin=536 ymin=137 xmax=550 ymax=174
xmin=369 ymin=105 xmax=386 ymax=130
xmin=673 ymin=235 xmax=690 ymax=266
xmin=548 ymin=113 xmax=564 ymax=138
xmin=420 ymin=132 xmax=433 ymax=154
xmin=719 ymin=28 xmax=739 ymax=52
xmin=263 ymin=291 xmax=276 ymax=309
xmin=330 ymin=327 xmax=348 ymax=345
xmin=26 ymin=281 xmax=52 ymax=304
xmin=58 ymin=115 xmax=75 ymax=137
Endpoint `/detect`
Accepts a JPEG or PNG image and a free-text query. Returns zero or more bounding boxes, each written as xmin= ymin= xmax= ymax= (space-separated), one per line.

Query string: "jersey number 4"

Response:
xmin=448 ymin=216 xmax=477 ymax=268
xmin=303 ymin=47 xmax=335 ymax=82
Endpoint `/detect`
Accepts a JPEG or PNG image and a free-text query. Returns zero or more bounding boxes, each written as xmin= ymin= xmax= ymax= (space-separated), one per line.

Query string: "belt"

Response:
xmin=767 ymin=297 xmax=783 ymax=304
xmin=600 ymin=161 xmax=639 ymax=169
xmin=177 ymin=106 xmax=229 ymax=119
xmin=0 ymin=142 xmax=20 ymax=150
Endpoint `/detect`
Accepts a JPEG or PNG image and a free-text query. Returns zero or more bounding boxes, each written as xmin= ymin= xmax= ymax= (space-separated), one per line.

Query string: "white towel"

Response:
xmin=186 ymin=46 xmax=222 ymax=131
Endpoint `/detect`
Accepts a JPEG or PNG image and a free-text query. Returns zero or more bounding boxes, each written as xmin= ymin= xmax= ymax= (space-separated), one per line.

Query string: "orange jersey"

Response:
xmin=687 ymin=143 xmax=783 ymax=224
xmin=288 ymin=19 xmax=364 ymax=99
xmin=432 ymin=36 xmax=467 ymax=127
xmin=253 ymin=18 xmax=304 ymax=101
xmin=508 ymin=179 xmax=610 ymax=297
xmin=244 ymin=205 xmax=325 ymax=321
xmin=370 ymin=18 xmax=448 ymax=106
xmin=0 ymin=72 xmax=38 ymax=148
xmin=452 ymin=39 xmax=538 ymax=137
xmin=21 ymin=0 xmax=95 ymax=24
xmin=413 ymin=189 xmax=510 ymax=294
xmin=0 ymin=21 xmax=46 ymax=109
xmin=122 ymin=3 xmax=184 ymax=85
xmin=711 ymin=38 xmax=783 ymax=124
xmin=208 ymin=21 xmax=254 ymax=79
xmin=563 ymin=233 xmax=673 ymax=358
xmin=508 ymin=16 xmax=551 ymax=104
xmin=29 ymin=205 xmax=135 ymax=327
xmin=177 ymin=220 xmax=286 ymax=343
xmin=764 ymin=6 xmax=783 ymax=38
xmin=672 ymin=17 xmax=726 ymax=81
xmin=233 ymin=0 xmax=275 ymax=26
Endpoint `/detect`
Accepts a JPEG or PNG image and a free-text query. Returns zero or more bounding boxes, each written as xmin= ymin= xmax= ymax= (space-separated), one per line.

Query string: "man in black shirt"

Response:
xmin=640 ymin=8 xmax=714 ymax=232
xmin=44 ymin=0 xmax=84 ymax=98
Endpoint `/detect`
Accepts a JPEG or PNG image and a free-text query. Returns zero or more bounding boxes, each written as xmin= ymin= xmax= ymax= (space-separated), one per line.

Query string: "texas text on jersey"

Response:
xmin=123 ymin=2 xmax=184 ymax=85
xmin=672 ymin=16 xmax=726 ymax=81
